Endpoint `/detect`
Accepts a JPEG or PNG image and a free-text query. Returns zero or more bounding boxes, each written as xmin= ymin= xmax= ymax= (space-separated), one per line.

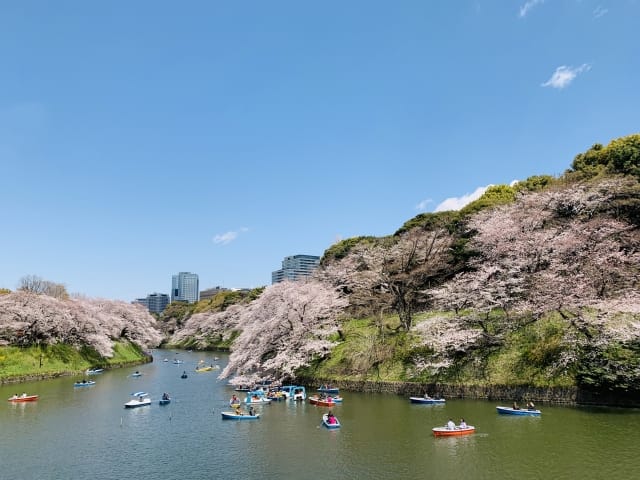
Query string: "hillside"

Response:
xmin=3 ymin=134 xmax=640 ymax=399
xmin=0 ymin=291 xmax=162 ymax=381
xmin=168 ymin=133 xmax=640 ymax=398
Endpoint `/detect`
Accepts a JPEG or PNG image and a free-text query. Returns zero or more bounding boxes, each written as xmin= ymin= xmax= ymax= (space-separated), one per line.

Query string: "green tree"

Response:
xmin=569 ymin=133 xmax=640 ymax=179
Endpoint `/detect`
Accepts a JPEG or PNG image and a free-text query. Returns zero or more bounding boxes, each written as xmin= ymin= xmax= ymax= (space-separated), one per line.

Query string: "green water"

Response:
xmin=2 ymin=351 xmax=639 ymax=479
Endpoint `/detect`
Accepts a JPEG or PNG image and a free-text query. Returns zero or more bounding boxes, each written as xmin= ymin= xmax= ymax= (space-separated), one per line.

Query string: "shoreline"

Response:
xmin=295 ymin=377 xmax=640 ymax=408
xmin=0 ymin=357 xmax=152 ymax=386
xmin=4 ymin=357 xmax=635 ymax=408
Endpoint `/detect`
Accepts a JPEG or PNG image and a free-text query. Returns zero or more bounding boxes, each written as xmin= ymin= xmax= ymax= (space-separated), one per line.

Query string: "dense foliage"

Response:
xmin=569 ymin=133 xmax=640 ymax=179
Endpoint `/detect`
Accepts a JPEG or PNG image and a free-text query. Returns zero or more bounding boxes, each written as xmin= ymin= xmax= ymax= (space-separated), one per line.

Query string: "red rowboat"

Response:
xmin=432 ymin=426 xmax=475 ymax=437
xmin=309 ymin=395 xmax=338 ymax=407
xmin=8 ymin=394 xmax=39 ymax=402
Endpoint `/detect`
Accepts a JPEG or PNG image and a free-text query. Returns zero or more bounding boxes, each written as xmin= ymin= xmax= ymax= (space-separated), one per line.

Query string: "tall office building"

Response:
xmin=171 ymin=272 xmax=200 ymax=303
xmin=271 ymin=254 xmax=320 ymax=284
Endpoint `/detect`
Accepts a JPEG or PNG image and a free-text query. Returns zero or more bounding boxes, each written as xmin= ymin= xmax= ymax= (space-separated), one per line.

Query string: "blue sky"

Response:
xmin=1 ymin=0 xmax=638 ymax=300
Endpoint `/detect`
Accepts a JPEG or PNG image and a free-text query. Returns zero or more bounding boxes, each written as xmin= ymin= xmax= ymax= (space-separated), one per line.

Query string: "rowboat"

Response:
xmin=124 ymin=392 xmax=151 ymax=408
xmin=496 ymin=406 xmax=541 ymax=416
xmin=409 ymin=396 xmax=446 ymax=404
xmin=159 ymin=393 xmax=171 ymax=405
xmin=8 ymin=394 xmax=39 ymax=402
xmin=86 ymin=368 xmax=104 ymax=375
xmin=322 ymin=413 xmax=341 ymax=429
xmin=221 ymin=411 xmax=260 ymax=420
xmin=317 ymin=386 xmax=340 ymax=395
xmin=74 ymin=380 xmax=96 ymax=387
xmin=309 ymin=395 xmax=341 ymax=407
xmin=195 ymin=365 xmax=218 ymax=373
xmin=432 ymin=426 xmax=475 ymax=437
xmin=129 ymin=371 xmax=143 ymax=377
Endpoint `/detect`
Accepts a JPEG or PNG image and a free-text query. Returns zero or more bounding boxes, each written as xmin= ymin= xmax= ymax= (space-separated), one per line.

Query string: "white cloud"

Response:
xmin=519 ymin=0 xmax=545 ymax=18
xmin=415 ymin=198 xmax=433 ymax=211
xmin=593 ymin=6 xmax=608 ymax=18
xmin=541 ymin=64 xmax=591 ymax=89
xmin=213 ymin=227 xmax=249 ymax=245
xmin=434 ymin=185 xmax=490 ymax=212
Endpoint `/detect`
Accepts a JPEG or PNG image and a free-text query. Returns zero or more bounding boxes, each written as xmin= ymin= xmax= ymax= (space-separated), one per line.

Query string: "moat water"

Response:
xmin=2 ymin=350 xmax=639 ymax=479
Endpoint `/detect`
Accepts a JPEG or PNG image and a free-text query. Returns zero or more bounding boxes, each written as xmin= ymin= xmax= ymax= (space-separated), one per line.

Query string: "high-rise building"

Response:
xmin=171 ymin=272 xmax=200 ymax=303
xmin=271 ymin=254 xmax=320 ymax=284
xmin=132 ymin=292 xmax=170 ymax=313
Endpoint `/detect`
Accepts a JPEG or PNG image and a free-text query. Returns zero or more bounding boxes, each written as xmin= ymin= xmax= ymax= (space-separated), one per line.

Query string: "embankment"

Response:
xmin=296 ymin=377 xmax=639 ymax=407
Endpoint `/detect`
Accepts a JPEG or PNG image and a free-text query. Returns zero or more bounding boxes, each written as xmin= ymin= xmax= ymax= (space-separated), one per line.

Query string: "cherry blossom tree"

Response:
xmin=421 ymin=176 xmax=640 ymax=381
xmin=320 ymin=227 xmax=454 ymax=331
xmin=0 ymin=291 xmax=162 ymax=357
xmin=169 ymin=304 xmax=244 ymax=349
xmin=219 ymin=279 xmax=348 ymax=382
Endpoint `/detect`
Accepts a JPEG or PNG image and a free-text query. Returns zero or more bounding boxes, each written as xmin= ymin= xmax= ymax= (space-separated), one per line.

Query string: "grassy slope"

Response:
xmin=301 ymin=312 xmax=579 ymax=388
xmin=0 ymin=341 xmax=147 ymax=382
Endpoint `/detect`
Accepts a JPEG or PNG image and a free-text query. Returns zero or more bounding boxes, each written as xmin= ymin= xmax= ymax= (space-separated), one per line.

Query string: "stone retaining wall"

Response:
xmin=295 ymin=377 xmax=640 ymax=407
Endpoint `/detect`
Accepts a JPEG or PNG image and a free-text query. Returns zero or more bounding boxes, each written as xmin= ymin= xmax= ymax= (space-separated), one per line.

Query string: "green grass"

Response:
xmin=298 ymin=310 xmax=582 ymax=389
xmin=0 ymin=341 xmax=149 ymax=381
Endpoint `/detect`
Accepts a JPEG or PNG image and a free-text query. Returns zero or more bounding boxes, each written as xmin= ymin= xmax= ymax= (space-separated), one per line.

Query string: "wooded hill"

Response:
xmin=169 ymin=133 xmax=640 ymax=397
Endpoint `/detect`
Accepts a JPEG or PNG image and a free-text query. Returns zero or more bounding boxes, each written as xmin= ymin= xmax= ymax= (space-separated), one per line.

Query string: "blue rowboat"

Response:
xmin=74 ymin=380 xmax=96 ymax=387
xmin=317 ymin=386 xmax=339 ymax=394
xmin=322 ymin=413 xmax=341 ymax=429
xmin=496 ymin=406 xmax=541 ymax=416
xmin=409 ymin=396 xmax=446 ymax=404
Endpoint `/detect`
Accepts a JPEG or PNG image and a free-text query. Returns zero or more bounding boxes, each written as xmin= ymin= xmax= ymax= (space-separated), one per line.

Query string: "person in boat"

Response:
xmin=327 ymin=411 xmax=337 ymax=424
xmin=527 ymin=401 xmax=535 ymax=410
xmin=21 ymin=392 xmax=27 ymax=398
xmin=162 ymin=393 xmax=169 ymax=400
xmin=230 ymin=394 xmax=239 ymax=404
xmin=248 ymin=406 xmax=255 ymax=416
xmin=235 ymin=406 xmax=243 ymax=415
xmin=512 ymin=401 xmax=520 ymax=410
xmin=447 ymin=418 xmax=456 ymax=430
xmin=459 ymin=418 xmax=468 ymax=428
xmin=424 ymin=393 xmax=433 ymax=400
